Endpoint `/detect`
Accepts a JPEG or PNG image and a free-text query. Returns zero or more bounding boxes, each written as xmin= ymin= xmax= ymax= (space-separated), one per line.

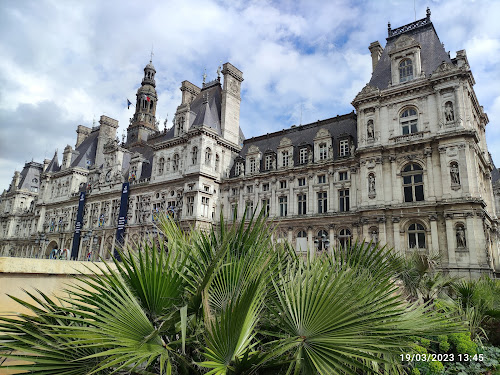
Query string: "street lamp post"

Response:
xmin=314 ymin=234 xmax=330 ymax=253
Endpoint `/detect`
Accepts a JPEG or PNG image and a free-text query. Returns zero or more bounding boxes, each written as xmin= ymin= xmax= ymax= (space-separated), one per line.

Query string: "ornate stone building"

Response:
xmin=1 ymin=10 xmax=498 ymax=277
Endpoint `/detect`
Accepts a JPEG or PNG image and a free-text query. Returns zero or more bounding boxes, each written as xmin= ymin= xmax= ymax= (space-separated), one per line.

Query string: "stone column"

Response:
xmin=329 ymin=224 xmax=335 ymax=256
xmin=389 ymin=156 xmax=401 ymax=202
xmin=271 ymin=181 xmax=277 ymax=217
xmin=444 ymin=214 xmax=456 ymax=266
xmin=429 ymin=215 xmax=440 ymax=260
xmin=287 ymin=227 xmax=293 ymax=244
xmin=378 ymin=218 xmax=387 ymax=246
xmin=307 ymin=175 xmax=314 ymax=214
xmin=424 ymin=148 xmax=436 ymax=201
xmin=350 ymin=167 xmax=357 ymax=210
xmin=465 ymin=213 xmax=480 ymax=267
xmin=328 ymin=170 xmax=335 ymax=212
xmin=307 ymin=226 xmax=314 ymax=257
xmin=392 ymin=217 xmax=401 ymax=255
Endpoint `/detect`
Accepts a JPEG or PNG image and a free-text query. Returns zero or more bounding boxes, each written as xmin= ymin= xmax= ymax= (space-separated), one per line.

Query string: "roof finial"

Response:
xmin=217 ymin=64 xmax=221 ymax=80
xmin=426 ymin=7 xmax=431 ymax=21
xmin=203 ymin=68 xmax=207 ymax=84
xmin=387 ymin=21 xmax=391 ymax=36
xmin=150 ymin=44 xmax=154 ymax=63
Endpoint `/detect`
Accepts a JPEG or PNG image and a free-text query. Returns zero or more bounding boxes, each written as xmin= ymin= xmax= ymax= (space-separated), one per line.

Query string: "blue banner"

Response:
xmin=70 ymin=191 xmax=86 ymax=260
xmin=114 ymin=182 xmax=130 ymax=260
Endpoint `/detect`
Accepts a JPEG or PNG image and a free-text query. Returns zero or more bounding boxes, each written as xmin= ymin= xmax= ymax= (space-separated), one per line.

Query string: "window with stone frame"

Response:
xmin=265 ymin=154 xmax=274 ymax=170
xmin=318 ymin=175 xmax=326 ymax=184
xmin=187 ymin=196 xmax=194 ymax=216
xmin=297 ymin=194 xmax=307 ymax=215
xmin=245 ymin=201 xmax=254 ymax=220
xmin=400 ymin=108 xmax=418 ymax=135
xmin=399 ymin=58 xmax=413 ymax=83
xmin=235 ymin=162 xmax=243 ymax=176
xmin=261 ymin=198 xmax=270 ymax=215
xmin=172 ymin=154 xmax=179 ymax=171
xmin=317 ymin=192 xmax=327 ymax=214
xmin=408 ymin=223 xmax=426 ymax=249
xmin=246 ymin=185 xmax=253 ymax=194
xmin=339 ymin=171 xmax=348 ymax=181
xmin=191 ymin=147 xmax=198 ymax=165
xmin=339 ymin=139 xmax=350 ymax=157
xmin=282 ymin=150 xmax=290 ymax=167
xmin=201 ymin=196 xmax=209 ymax=217
xmin=402 ymin=163 xmax=424 ymax=202
xmin=279 ymin=196 xmax=288 ymax=217
xmin=249 ymin=157 xmax=257 ymax=173
xmin=299 ymin=148 xmax=308 ymax=164
xmin=298 ymin=177 xmax=306 ymax=186
xmin=339 ymin=189 xmax=349 ymax=212
xmin=338 ymin=228 xmax=351 ymax=249
xmin=319 ymin=143 xmax=327 ymax=160
xmin=262 ymin=183 xmax=269 ymax=192
xmin=280 ymin=180 xmax=287 ymax=189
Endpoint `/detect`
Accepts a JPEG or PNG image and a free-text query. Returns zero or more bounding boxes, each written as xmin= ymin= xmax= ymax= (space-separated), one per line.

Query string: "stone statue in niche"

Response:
xmin=328 ymin=146 xmax=333 ymax=159
xmin=140 ymin=113 xmax=145 ymax=121
xmin=367 ymin=120 xmax=374 ymax=139
xmin=445 ymin=102 xmax=454 ymax=122
xmin=368 ymin=174 xmax=376 ymax=195
xmin=456 ymin=226 xmax=466 ymax=248
xmin=370 ymin=229 xmax=378 ymax=243
xmin=450 ymin=163 xmax=460 ymax=185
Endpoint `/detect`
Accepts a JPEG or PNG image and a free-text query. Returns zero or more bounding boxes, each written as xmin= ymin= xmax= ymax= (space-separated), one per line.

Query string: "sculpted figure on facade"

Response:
xmin=368 ymin=174 xmax=376 ymax=195
xmin=367 ymin=120 xmax=374 ymax=139
xmin=445 ymin=101 xmax=454 ymax=122
xmin=450 ymin=162 xmax=460 ymax=185
xmin=456 ymin=225 xmax=466 ymax=248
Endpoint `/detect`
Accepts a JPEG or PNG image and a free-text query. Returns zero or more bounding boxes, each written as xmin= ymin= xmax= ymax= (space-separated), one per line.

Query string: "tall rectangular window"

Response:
xmin=298 ymin=177 xmax=306 ymax=186
xmin=318 ymin=175 xmax=326 ymax=184
xmin=265 ymin=155 xmax=273 ymax=170
xmin=280 ymin=180 xmax=287 ymax=189
xmin=298 ymin=194 xmax=307 ymax=215
xmin=282 ymin=150 xmax=289 ymax=167
xmin=319 ymin=144 xmax=327 ymax=160
xmin=247 ymin=185 xmax=253 ymax=194
xmin=339 ymin=189 xmax=349 ymax=212
xmin=317 ymin=192 xmax=327 ymax=213
xmin=187 ymin=196 xmax=194 ymax=215
xmin=249 ymin=158 xmax=256 ymax=173
xmin=339 ymin=140 xmax=349 ymax=157
xmin=339 ymin=171 xmax=348 ymax=181
xmin=279 ymin=196 xmax=288 ymax=217
xmin=299 ymin=148 xmax=308 ymax=164
xmin=245 ymin=201 xmax=254 ymax=220
xmin=262 ymin=183 xmax=269 ymax=192
xmin=261 ymin=199 xmax=270 ymax=215
xmin=201 ymin=197 xmax=209 ymax=217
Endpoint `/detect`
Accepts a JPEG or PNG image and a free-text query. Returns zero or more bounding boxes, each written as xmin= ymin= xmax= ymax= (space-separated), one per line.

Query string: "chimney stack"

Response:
xmin=369 ymin=41 xmax=383 ymax=73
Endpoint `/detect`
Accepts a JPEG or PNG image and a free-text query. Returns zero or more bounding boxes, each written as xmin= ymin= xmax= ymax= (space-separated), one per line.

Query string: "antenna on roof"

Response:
xmin=203 ymin=68 xmax=207 ymax=84
xmin=150 ymin=44 xmax=154 ymax=63
xmin=414 ymin=0 xmax=416 ymax=21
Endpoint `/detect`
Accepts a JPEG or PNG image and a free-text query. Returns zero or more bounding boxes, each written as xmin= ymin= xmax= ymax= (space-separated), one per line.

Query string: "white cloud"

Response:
xmin=1 ymin=0 xmax=500 ymax=190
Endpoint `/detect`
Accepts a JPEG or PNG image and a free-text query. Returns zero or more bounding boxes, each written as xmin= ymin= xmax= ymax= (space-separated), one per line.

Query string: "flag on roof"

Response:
xmin=146 ymin=96 xmax=151 ymax=102
xmin=127 ymin=99 xmax=132 ymax=109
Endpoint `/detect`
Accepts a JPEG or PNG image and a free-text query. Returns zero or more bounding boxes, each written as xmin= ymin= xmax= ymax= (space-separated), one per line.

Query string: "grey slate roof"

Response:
xmin=45 ymin=151 xmax=60 ymax=173
xmin=189 ymin=82 xmax=222 ymax=134
xmin=17 ymin=162 xmax=43 ymax=191
xmin=369 ymin=22 xmax=452 ymax=90
xmin=492 ymin=167 xmax=500 ymax=184
xmin=230 ymin=112 xmax=357 ymax=177
xmin=70 ymin=131 xmax=99 ymax=169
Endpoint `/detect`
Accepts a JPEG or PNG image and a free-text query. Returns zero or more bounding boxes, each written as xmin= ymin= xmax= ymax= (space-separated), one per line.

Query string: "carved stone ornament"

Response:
xmin=358 ymin=84 xmax=379 ymax=96
xmin=315 ymin=128 xmax=331 ymax=139
xmin=247 ymin=145 xmax=260 ymax=154
xmin=394 ymin=34 xmax=417 ymax=49
xmin=279 ymin=137 xmax=292 ymax=147
xmin=432 ymin=61 xmax=455 ymax=75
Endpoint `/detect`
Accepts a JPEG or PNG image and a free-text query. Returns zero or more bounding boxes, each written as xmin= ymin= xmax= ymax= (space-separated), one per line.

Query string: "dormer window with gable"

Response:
xmin=399 ymin=58 xmax=413 ymax=82
xmin=299 ymin=147 xmax=308 ymax=164
xmin=264 ymin=153 xmax=274 ymax=171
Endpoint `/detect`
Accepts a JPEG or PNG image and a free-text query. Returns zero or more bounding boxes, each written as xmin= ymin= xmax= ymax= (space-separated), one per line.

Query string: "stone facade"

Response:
xmin=0 ymin=10 xmax=498 ymax=277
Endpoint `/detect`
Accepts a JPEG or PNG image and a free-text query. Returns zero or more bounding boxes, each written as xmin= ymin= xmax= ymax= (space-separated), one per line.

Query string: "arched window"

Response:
xmin=408 ymin=223 xmax=426 ymax=249
xmin=172 ymin=154 xmax=179 ymax=171
xmin=399 ymin=59 xmax=413 ymax=82
xmin=158 ymin=157 xmax=164 ymax=175
xmin=338 ymin=228 xmax=351 ymax=249
xmin=191 ymin=147 xmax=198 ymax=165
xmin=297 ymin=230 xmax=307 ymax=238
xmin=400 ymin=108 xmax=418 ymax=135
xmin=402 ymin=163 xmax=424 ymax=202
xmin=205 ymin=147 xmax=212 ymax=165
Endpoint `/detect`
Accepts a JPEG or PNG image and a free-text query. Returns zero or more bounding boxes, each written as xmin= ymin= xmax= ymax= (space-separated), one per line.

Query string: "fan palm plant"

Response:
xmin=0 ymin=212 xmax=460 ymax=374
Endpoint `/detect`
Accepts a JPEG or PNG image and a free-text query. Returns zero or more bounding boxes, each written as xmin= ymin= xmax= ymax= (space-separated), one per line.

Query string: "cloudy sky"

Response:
xmin=1 ymin=0 xmax=500 ymax=191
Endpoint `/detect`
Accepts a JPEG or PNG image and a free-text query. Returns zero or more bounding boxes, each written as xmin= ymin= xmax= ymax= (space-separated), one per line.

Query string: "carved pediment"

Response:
xmin=314 ymin=128 xmax=331 ymax=139
xmin=432 ymin=61 xmax=456 ymax=76
xmin=278 ymin=137 xmax=292 ymax=147
xmin=247 ymin=145 xmax=261 ymax=154
xmin=394 ymin=35 xmax=418 ymax=49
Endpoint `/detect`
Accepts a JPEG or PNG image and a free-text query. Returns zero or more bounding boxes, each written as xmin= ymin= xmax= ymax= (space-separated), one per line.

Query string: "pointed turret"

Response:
xmin=127 ymin=58 xmax=159 ymax=145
